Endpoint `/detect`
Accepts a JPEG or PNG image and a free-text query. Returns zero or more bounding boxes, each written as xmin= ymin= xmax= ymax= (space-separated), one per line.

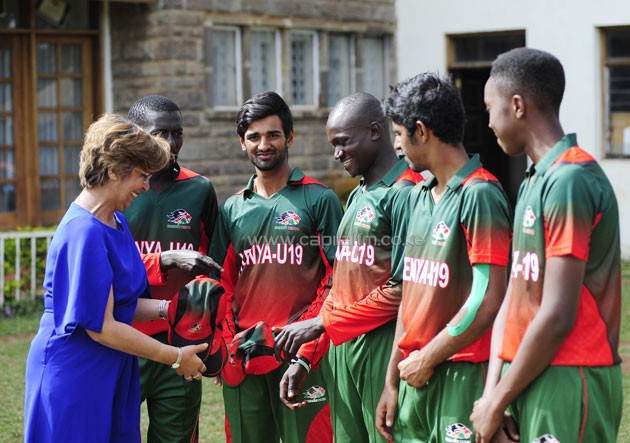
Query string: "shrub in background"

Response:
xmin=2 ymin=226 xmax=55 ymax=317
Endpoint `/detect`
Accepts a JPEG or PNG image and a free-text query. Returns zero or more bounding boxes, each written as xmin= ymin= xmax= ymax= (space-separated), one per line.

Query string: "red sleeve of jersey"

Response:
xmin=321 ymin=278 xmax=401 ymax=345
xmin=198 ymin=221 xmax=210 ymax=255
xmin=320 ymin=289 xmax=334 ymax=316
xmin=460 ymin=174 xmax=512 ymax=266
xmin=220 ymin=243 xmax=238 ymax=344
xmin=143 ymin=253 xmax=167 ymax=286
xmin=396 ymin=169 xmax=424 ymax=184
xmin=543 ymin=160 xmax=597 ymax=261
xmin=296 ymin=235 xmax=333 ymax=367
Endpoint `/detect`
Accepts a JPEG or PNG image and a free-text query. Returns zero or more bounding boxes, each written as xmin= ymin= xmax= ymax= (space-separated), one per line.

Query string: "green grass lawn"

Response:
xmin=2 ymin=261 xmax=630 ymax=442
xmin=0 ymin=317 xmax=226 ymax=443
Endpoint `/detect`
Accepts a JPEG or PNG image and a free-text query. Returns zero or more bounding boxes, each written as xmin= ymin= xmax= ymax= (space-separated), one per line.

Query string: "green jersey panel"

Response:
xmin=209 ymin=167 xmax=343 ymax=354
xmin=501 ymin=134 xmax=621 ymax=366
xmin=398 ymin=155 xmax=511 ymax=363
xmin=123 ymin=166 xmax=218 ymax=337
xmin=322 ymin=159 xmax=422 ymax=345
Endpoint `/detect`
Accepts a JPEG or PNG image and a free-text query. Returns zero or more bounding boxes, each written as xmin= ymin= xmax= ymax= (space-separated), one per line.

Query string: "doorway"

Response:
xmin=448 ymin=32 xmax=527 ymax=211
xmin=450 ymin=67 xmax=526 ymax=210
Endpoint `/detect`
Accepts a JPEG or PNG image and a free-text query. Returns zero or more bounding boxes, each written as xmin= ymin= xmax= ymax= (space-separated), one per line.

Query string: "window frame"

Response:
xmin=36 ymin=37 xmax=93 ymax=223
xmin=205 ymin=24 xmax=391 ymax=113
xmin=249 ymin=28 xmax=282 ymax=96
xmin=288 ymin=30 xmax=320 ymax=110
xmin=0 ymin=1 xmax=101 ymax=228
xmin=206 ymin=25 xmax=243 ymax=111
xmin=359 ymin=35 xmax=390 ymax=100
xmin=602 ymin=26 xmax=630 ymax=159
xmin=326 ymin=33 xmax=355 ymax=107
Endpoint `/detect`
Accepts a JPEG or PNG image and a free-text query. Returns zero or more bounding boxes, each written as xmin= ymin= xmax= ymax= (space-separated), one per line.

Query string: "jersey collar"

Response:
xmin=243 ymin=167 xmax=305 ymax=196
xmin=359 ymin=158 xmax=410 ymax=190
xmin=421 ymin=154 xmax=482 ymax=192
xmin=287 ymin=167 xmax=306 ymax=184
xmin=428 ymin=154 xmax=482 ymax=191
xmin=525 ymin=133 xmax=578 ymax=179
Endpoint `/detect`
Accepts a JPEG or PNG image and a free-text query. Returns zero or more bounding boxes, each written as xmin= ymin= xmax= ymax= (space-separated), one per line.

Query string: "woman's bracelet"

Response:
xmin=158 ymin=299 xmax=168 ymax=321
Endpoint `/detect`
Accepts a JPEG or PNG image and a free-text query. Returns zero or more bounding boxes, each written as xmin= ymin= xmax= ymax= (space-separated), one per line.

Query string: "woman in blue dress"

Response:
xmin=24 ymin=114 xmax=210 ymax=443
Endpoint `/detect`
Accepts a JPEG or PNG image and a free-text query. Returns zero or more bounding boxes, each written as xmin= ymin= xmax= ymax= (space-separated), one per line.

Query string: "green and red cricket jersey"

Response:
xmin=209 ymin=167 xmax=343 ymax=364
xmin=397 ymin=155 xmax=511 ymax=362
xmin=123 ymin=165 xmax=218 ymax=337
xmin=321 ymin=159 xmax=422 ymax=345
xmin=500 ymin=134 xmax=621 ymax=366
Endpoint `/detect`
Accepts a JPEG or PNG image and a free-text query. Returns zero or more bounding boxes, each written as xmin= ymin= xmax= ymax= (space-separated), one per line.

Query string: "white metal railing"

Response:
xmin=0 ymin=230 xmax=55 ymax=308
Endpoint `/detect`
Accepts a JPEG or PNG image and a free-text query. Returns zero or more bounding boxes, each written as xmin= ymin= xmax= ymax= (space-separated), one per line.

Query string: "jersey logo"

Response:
xmin=188 ymin=322 xmax=203 ymax=333
xmin=167 ymin=208 xmax=192 ymax=230
xmin=356 ymin=206 xmax=375 ymax=223
xmin=354 ymin=206 xmax=375 ymax=229
xmin=432 ymin=221 xmax=451 ymax=246
xmin=533 ymin=435 xmax=560 ymax=443
xmin=445 ymin=423 xmax=472 ymax=443
xmin=302 ymin=385 xmax=327 ymax=403
xmin=275 ymin=210 xmax=301 ymax=226
xmin=522 ymin=205 xmax=536 ymax=235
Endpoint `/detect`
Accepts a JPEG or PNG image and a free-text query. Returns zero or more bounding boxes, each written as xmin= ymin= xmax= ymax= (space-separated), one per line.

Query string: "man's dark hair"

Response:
xmin=236 ymin=91 xmax=293 ymax=139
xmin=128 ymin=95 xmax=182 ymax=127
xmin=384 ymin=72 xmax=466 ymax=145
xmin=490 ymin=47 xmax=565 ymax=115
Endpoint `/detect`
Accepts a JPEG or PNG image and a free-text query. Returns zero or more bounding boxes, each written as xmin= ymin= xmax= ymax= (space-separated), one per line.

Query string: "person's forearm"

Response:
xmin=482 ymin=286 xmax=511 ymax=396
xmin=133 ymin=298 xmax=169 ymax=322
xmin=384 ymin=305 xmax=405 ymax=388
xmin=323 ymin=280 xmax=401 ymax=345
xmin=489 ymin=312 xmax=570 ymax=412
xmin=87 ymin=317 xmax=178 ymax=365
xmin=491 ymin=256 xmax=584 ymax=411
xmin=417 ymin=265 xmax=506 ymax=370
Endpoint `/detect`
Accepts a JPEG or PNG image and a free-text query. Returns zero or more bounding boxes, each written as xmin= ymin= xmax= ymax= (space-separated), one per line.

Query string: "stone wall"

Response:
xmin=109 ymin=1 xmax=396 ymax=203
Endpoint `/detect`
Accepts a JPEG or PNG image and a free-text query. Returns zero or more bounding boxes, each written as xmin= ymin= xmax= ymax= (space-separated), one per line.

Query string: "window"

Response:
xmin=453 ymin=34 xmax=526 ymax=64
xmin=208 ymin=27 xmax=242 ymax=108
xmin=361 ymin=37 xmax=388 ymax=99
xmin=250 ymin=30 xmax=280 ymax=95
xmin=290 ymin=31 xmax=318 ymax=106
xmin=604 ymin=28 xmax=630 ymax=158
xmin=36 ymin=41 xmax=86 ymax=212
xmin=0 ymin=44 xmax=16 ymax=213
xmin=0 ymin=2 xmax=99 ymax=228
xmin=327 ymin=34 xmax=353 ymax=106
xmin=205 ymin=25 xmax=389 ymax=110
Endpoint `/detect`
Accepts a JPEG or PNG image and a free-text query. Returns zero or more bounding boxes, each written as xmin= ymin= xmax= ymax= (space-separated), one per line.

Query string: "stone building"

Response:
xmin=0 ymin=0 xmax=396 ymax=229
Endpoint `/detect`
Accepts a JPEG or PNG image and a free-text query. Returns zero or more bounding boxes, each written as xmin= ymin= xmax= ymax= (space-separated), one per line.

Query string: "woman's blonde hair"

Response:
xmin=79 ymin=114 xmax=170 ymax=188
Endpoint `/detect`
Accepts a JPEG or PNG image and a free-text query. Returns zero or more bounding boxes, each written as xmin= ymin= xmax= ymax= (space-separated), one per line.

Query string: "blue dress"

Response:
xmin=24 ymin=203 xmax=149 ymax=443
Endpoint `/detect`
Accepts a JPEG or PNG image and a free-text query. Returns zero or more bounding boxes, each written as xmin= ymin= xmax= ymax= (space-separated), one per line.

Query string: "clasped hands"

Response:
xmin=271 ymin=317 xmax=325 ymax=409
xmin=175 ymin=343 xmax=209 ymax=382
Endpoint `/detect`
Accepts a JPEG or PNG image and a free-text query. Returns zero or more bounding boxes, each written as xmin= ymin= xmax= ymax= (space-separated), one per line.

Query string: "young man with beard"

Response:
xmin=124 ymin=95 xmax=220 ymax=443
xmin=209 ymin=91 xmax=343 ymax=443
xmin=375 ymin=73 xmax=512 ymax=443
xmin=272 ymin=92 xmax=422 ymax=442
xmin=471 ymin=47 xmax=622 ymax=443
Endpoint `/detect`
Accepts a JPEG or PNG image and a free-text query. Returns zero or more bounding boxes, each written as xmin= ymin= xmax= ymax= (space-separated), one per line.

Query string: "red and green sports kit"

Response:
xmin=320 ymin=159 xmax=422 ymax=442
xmin=395 ymin=155 xmax=511 ymax=443
xmin=209 ymin=167 xmax=343 ymax=443
xmin=500 ymin=134 xmax=622 ymax=443
xmin=123 ymin=165 xmax=218 ymax=443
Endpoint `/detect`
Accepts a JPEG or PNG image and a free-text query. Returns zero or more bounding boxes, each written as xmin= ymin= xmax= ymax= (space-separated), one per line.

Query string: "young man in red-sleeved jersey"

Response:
xmin=124 ymin=95 xmax=220 ymax=443
xmin=375 ymin=73 xmax=513 ymax=443
xmin=272 ymin=92 xmax=422 ymax=442
xmin=276 ymin=92 xmax=422 ymax=443
xmin=471 ymin=48 xmax=622 ymax=443
xmin=209 ymin=91 xmax=343 ymax=443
